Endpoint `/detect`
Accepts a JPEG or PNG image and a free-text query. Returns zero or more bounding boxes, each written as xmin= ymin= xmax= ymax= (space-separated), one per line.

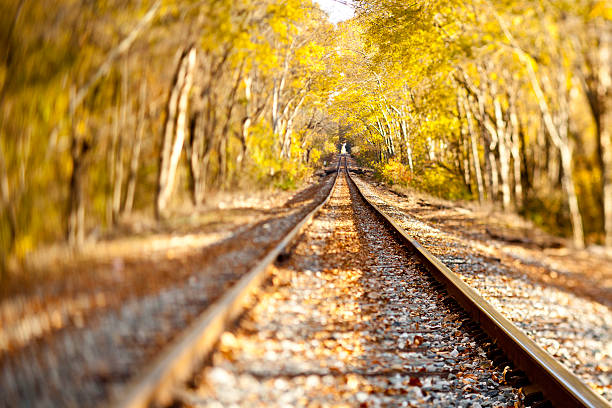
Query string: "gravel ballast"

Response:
xmin=182 ymin=173 xmax=519 ymax=407
xmin=351 ymin=174 xmax=612 ymax=402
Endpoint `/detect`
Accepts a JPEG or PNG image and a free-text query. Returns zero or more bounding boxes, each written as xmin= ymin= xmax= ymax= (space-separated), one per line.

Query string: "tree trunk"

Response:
xmin=280 ymin=92 xmax=306 ymax=159
xmin=238 ymin=75 xmax=253 ymax=168
xmin=111 ymin=123 xmax=125 ymax=223
xmin=0 ymin=143 xmax=17 ymax=256
xmin=124 ymin=80 xmax=147 ymax=214
xmin=156 ymin=47 xmax=197 ymax=217
xmin=67 ymin=133 xmax=90 ymax=247
xmin=373 ymin=118 xmax=388 ymax=161
xmin=108 ymin=106 xmax=120 ymax=226
xmin=427 ymin=136 xmax=435 ymax=161
xmin=380 ymin=105 xmax=397 ymax=159
xmin=493 ymin=94 xmax=511 ymax=209
xmin=112 ymin=58 xmax=130 ymax=220
xmin=474 ymin=88 xmax=496 ymax=201
xmin=508 ymin=95 xmax=523 ymax=206
xmin=556 ymin=69 xmax=585 ymax=248
xmin=462 ymin=137 xmax=472 ymax=192
xmin=600 ymin=109 xmax=612 ymax=246
xmin=189 ymin=115 xmax=206 ymax=205
xmin=157 ymin=50 xmax=188 ymax=216
xmin=519 ymin=123 xmax=531 ymax=197
xmin=401 ymin=120 xmax=414 ymax=175
xmin=456 ymin=95 xmax=471 ymax=191
xmin=272 ymin=50 xmax=290 ymax=137
xmin=545 ymin=131 xmax=559 ymax=187
xmin=219 ymin=134 xmax=228 ymax=187
xmin=593 ymin=28 xmax=612 ymax=246
xmin=482 ymin=115 xmax=500 ymax=202
xmin=166 ymin=47 xmax=196 ymax=194
xmin=560 ymin=144 xmax=585 ymax=248
xmin=463 ymin=96 xmax=484 ymax=202
xmin=532 ymin=124 xmax=545 ymax=191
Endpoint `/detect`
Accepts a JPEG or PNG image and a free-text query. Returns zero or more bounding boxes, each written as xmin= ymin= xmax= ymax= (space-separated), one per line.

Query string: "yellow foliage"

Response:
xmin=420 ymin=169 xmax=464 ymax=199
xmin=323 ymin=140 xmax=337 ymax=155
xmin=14 ymin=235 xmax=34 ymax=259
xmin=378 ymin=159 xmax=412 ymax=186
xmin=590 ymin=1 xmax=612 ymax=20
xmin=310 ymin=148 xmax=321 ymax=164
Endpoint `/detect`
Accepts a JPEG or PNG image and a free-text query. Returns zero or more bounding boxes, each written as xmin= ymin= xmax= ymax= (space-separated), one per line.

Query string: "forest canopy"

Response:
xmin=340 ymin=0 xmax=611 ymax=248
xmin=0 ymin=0 xmax=611 ymax=272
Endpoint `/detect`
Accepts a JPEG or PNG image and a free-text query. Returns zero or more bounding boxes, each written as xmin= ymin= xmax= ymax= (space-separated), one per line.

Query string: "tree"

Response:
xmin=343 ymin=0 xmax=610 ymax=246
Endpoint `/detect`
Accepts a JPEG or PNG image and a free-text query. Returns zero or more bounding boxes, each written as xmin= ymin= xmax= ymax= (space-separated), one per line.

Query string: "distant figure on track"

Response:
xmin=341 ymin=142 xmax=347 ymax=155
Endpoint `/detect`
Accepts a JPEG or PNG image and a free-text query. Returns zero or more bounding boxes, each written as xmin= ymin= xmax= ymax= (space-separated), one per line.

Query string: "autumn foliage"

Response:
xmin=335 ymin=0 xmax=611 ymax=247
xmin=0 ymin=0 xmax=338 ymax=270
xmin=1 ymin=0 xmax=611 ymax=273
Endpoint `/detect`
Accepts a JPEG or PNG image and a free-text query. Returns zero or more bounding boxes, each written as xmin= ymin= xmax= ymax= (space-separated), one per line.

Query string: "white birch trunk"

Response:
xmin=157 ymin=47 xmax=197 ymax=216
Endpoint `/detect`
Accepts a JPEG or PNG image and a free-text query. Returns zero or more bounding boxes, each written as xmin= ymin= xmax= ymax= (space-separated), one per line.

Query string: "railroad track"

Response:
xmin=115 ymin=156 xmax=609 ymax=408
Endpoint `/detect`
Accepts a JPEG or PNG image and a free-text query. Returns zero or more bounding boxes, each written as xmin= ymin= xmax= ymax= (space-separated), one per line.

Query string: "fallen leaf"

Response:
xmin=408 ymin=376 xmax=423 ymax=386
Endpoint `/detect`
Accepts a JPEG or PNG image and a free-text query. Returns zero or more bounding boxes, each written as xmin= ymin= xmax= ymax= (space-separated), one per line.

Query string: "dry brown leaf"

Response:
xmin=408 ymin=376 xmax=423 ymax=386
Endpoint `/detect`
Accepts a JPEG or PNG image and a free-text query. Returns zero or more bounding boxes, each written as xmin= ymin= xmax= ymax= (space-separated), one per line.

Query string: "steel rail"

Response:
xmin=344 ymin=159 xmax=609 ymax=408
xmin=112 ymin=158 xmax=343 ymax=408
